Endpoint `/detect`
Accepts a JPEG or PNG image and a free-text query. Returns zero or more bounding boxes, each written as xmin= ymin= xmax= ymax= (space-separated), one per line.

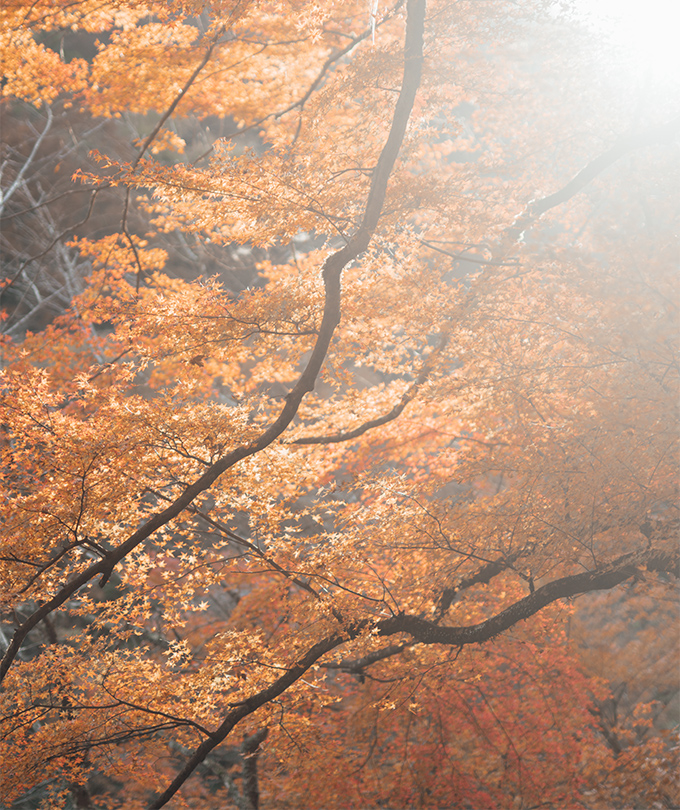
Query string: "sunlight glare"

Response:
xmin=574 ymin=0 xmax=680 ymax=81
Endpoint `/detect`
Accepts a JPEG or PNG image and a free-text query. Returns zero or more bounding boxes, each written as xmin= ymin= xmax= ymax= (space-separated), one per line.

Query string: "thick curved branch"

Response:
xmin=0 ymin=0 xmax=426 ymax=687
xmin=378 ymin=548 xmax=679 ymax=645
xmin=508 ymin=115 xmax=680 ymax=243
xmin=150 ymin=545 xmax=676 ymax=807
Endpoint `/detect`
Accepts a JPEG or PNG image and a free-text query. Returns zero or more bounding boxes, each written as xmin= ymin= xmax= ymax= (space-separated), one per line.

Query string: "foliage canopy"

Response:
xmin=0 ymin=1 xmax=678 ymax=808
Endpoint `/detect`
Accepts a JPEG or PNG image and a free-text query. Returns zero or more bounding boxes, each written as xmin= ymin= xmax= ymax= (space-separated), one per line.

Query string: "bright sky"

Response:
xmin=574 ymin=0 xmax=680 ymax=81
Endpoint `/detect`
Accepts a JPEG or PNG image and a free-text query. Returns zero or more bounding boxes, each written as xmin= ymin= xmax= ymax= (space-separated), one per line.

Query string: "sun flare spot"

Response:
xmin=575 ymin=0 xmax=680 ymax=81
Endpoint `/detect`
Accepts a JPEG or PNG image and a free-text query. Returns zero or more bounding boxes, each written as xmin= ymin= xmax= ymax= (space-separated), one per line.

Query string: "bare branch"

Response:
xmin=0 ymin=103 xmax=52 ymax=210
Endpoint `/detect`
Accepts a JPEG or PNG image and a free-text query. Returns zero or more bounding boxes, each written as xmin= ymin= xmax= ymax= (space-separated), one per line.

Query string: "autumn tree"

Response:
xmin=1 ymin=1 xmax=678 ymax=808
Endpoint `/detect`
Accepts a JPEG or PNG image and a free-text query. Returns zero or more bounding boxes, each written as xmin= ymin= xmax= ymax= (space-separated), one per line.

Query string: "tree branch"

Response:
xmin=131 ymin=28 xmax=226 ymax=173
xmin=147 ymin=629 xmax=364 ymax=808
xmin=292 ymin=332 xmax=447 ymax=445
xmin=0 ymin=0 xmax=427 ymax=687
xmin=508 ymin=115 xmax=680 ymax=243
xmin=435 ymin=549 xmax=530 ymax=620
xmin=378 ymin=548 xmax=679 ymax=645
xmin=149 ymin=545 xmax=677 ymax=807
xmin=321 ymin=643 xmax=410 ymax=679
